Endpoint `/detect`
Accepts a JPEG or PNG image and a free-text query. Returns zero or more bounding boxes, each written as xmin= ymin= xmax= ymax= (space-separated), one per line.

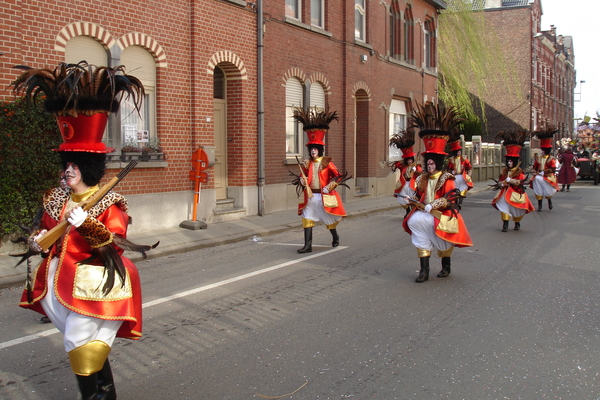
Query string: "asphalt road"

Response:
xmin=1 ymin=182 xmax=599 ymax=400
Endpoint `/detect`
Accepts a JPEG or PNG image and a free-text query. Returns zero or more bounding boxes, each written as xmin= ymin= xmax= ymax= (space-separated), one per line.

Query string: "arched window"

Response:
xmin=65 ymin=36 xmax=108 ymax=66
xmin=120 ymin=46 xmax=157 ymax=150
xmin=404 ymin=6 xmax=414 ymax=64
xmin=355 ymin=0 xmax=366 ymax=41
xmin=389 ymin=1 xmax=402 ymax=60
xmin=286 ymin=78 xmax=304 ymax=155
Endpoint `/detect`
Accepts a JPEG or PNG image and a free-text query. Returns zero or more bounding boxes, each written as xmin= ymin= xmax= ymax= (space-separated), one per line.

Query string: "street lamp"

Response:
xmin=574 ymin=80 xmax=585 ymax=102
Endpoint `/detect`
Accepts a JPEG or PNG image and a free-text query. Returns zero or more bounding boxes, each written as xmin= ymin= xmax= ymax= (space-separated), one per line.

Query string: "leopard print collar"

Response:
xmin=43 ymin=187 xmax=128 ymax=221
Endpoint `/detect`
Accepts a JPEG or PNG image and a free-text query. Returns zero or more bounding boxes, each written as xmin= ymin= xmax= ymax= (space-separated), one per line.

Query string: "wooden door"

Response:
xmin=214 ymin=99 xmax=227 ymax=199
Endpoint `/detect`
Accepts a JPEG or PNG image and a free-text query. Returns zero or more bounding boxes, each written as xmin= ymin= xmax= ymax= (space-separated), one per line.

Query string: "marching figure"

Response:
xmin=402 ymin=103 xmax=473 ymax=283
xmin=557 ymin=145 xmax=578 ymax=192
xmin=491 ymin=130 xmax=535 ymax=232
xmin=389 ymin=129 xmax=422 ymax=215
xmin=12 ymin=62 xmax=157 ymax=400
xmin=531 ymin=128 xmax=559 ymax=211
xmin=446 ymin=136 xmax=473 ymax=209
xmin=292 ymin=107 xmax=349 ymax=254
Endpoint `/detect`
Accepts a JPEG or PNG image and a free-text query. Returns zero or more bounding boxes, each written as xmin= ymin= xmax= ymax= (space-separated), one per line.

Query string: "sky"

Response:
xmin=540 ymin=0 xmax=599 ymax=122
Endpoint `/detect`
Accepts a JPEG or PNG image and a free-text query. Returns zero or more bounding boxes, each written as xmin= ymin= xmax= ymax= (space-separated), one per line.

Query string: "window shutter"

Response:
xmin=65 ymin=36 xmax=107 ymax=66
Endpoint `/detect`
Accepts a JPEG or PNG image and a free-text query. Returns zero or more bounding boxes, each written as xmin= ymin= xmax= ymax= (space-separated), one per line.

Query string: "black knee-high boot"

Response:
xmin=416 ymin=257 xmax=430 ymax=283
xmin=330 ymin=229 xmax=339 ymax=247
xmin=502 ymin=220 xmax=509 ymax=232
xmin=96 ymin=359 xmax=117 ymax=400
xmin=537 ymin=199 xmax=543 ymax=211
xmin=298 ymin=227 xmax=313 ymax=253
xmin=438 ymin=257 xmax=451 ymax=278
xmin=75 ymin=373 xmax=99 ymax=400
xmin=514 ymin=222 xmax=520 ymax=231
xmin=548 ymin=198 xmax=553 ymax=210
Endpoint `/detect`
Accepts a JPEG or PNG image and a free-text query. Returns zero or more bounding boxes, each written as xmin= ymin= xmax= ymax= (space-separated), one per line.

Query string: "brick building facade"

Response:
xmin=0 ymin=0 xmax=445 ymax=233
xmin=476 ymin=0 xmax=575 ymax=144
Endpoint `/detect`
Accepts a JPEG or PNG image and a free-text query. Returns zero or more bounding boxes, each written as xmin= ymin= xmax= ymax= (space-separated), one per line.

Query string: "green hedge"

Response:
xmin=0 ymin=98 xmax=61 ymax=236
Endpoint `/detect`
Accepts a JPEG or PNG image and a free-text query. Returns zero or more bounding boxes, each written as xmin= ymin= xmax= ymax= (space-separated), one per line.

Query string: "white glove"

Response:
xmin=424 ymin=204 xmax=433 ymax=213
xmin=505 ymin=177 xmax=511 ymax=183
xmin=322 ymin=187 xmax=329 ymax=194
xmin=68 ymin=207 xmax=88 ymax=227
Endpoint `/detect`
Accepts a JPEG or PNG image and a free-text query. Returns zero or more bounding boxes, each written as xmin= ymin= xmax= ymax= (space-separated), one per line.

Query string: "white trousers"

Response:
xmin=407 ymin=210 xmax=453 ymax=253
xmin=41 ymin=257 xmax=123 ymax=352
xmin=302 ymin=193 xmax=342 ymax=226
xmin=455 ymin=175 xmax=469 ymax=193
xmin=396 ymin=182 xmax=414 ymax=205
xmin=494 ymin=195 xmax=527 ymax=219
xmin=532 ymin=175 xmax=556 ymax=198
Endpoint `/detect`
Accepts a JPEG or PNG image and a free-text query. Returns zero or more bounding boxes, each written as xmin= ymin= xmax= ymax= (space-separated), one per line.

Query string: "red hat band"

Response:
xmin=306 ymin=129 xmax=326 ymax=146
xmin=55 ymin=114 xmax=114 ymax=153
xmin=449 ymin=140 xmax=462 ymax=152
xmin=401 ymin=146 xmax=416 ymax=159
xmin=422 ymin=136 xmax=448 ymax=155
xmin=540 ymin=138 xmax=553 ymax=148
xmin=505 ymin=144 xmax=522 ymax=158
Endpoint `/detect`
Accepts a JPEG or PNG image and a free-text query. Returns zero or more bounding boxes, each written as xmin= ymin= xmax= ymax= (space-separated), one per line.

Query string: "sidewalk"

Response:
xmin=0 ymin=181 xmax=490 ymax=288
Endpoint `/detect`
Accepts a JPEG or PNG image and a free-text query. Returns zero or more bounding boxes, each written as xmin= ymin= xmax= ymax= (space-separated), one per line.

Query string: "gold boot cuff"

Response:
xmin=460 ymin=190 xmax=468 ymax=197
xmin=437 ymin=247 xmax=454 ymax=258
xmin=513 ymin=215 xmax=524 ymax=222
xmin=535 ymin=195 xmax=543 ymax=200
xmin=501 ymin=212 xmax=511 ymax=221
xmin=417 ymin=248 xmax=431 ymax=258
xmin=68 ymin=340 xmax=111 ymax=376
xmin=302 ymin=218 xmax=315 ymax=228
xmin=326 ymin=221 xmax=340 ymax=230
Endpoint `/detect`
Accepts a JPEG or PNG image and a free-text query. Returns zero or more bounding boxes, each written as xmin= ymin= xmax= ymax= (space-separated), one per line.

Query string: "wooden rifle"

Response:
xmin=36 ymin=161 xmax=138 ymax=251
xmin=295 ymin=156 xmax=313 ymax=198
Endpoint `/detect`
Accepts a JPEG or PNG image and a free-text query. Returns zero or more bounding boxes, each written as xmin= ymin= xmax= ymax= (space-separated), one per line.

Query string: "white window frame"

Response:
xmin=355 ymin=0 xmax=366 ymax=41
xmin=120 ymin=45 xmax=157 ymax=152
xmin=286 ymin=78 xmax=304 ymax=156
xmin=388 ymin=100 xmax=407 ymax=161
xmin=286 ymin=0 xmax=301 ymax=20
xmin=311 ymin=0 xmax=324 ymax=28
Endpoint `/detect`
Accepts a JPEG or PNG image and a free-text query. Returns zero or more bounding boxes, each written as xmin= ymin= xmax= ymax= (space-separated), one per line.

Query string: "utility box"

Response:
xmin=199 ymin=145 xmax=216 ymax=167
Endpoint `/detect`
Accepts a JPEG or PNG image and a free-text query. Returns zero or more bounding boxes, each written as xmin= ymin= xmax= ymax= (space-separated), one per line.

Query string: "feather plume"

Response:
xmin=292 ymin=106 xmax=339 ymax=130
xmin=12 ymin=61 xmax=145 ymax=117
xmin=495 ymin=129 xmax=530 ymax=146
xmin=389 ymin=129 xmax=416 ymax=149
xmin=409 ymin=103 xmax=464 ymax=135
xmin=532 ymin=125 xmax=557 ymax=140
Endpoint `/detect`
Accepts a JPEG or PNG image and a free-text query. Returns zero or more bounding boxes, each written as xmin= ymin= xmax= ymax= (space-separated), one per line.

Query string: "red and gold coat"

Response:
xmin=392 ymin=161 xmax=422 ymax=196
xmin=20 ymin=187 xmax=142 ymax=340
xmin=297 ymin=156 xmax=346 ymax=217
xmin=402 ymin=172 xmax=473 ymax=247
xmin=446 ymin=156 xmax=474 ymax=190
xmin=531 ymin=155 xmax=559 ymax=190
xmin=492 ymin=168 xmax=535 ymax=212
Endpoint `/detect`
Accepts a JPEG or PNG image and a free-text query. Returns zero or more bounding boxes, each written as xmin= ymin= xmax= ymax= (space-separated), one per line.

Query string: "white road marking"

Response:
xmin=0 ymin=246 xmax=348 ymax=350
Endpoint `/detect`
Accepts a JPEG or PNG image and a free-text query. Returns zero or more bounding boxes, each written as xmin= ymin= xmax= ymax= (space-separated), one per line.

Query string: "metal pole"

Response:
xmin=257 ymin=0 xmax=265 ymax=216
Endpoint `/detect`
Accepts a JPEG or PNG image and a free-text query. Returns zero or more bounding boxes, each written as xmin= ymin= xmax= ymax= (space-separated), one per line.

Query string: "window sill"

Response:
xmin=354 ymin=40 xmax=373 ymax=51
xmin=284 ymin=157 xmax=305 ymax=165
xmin=219 ymin=0 xmax=247 ymax=7
xmin=284 ymin=17 xmax=332 ymax=37
xmin=388 ymin=57 xmax=417 ymax=70
xmin=107 ymin=160 xmax=168 ymax=169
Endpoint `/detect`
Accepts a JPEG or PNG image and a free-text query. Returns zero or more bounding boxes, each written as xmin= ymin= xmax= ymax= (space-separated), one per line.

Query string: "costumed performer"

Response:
xmin=531 ymin=127 xmax=559 ymax=211
xmin=12 ymin=61 xmax=158 ymax=400
xmin=557 ymin=145 xmax=578 ymax=192
xmin=389 ymin=129 xmax=422 ymax=216
xmin=291 ymin=107 xmax=349 ymax=254
xmin=446 ymin=135 xmax=473 ymax=209
xmin=402 ymin=103 xmax=473 ymax=283
xmin=491 ymin=130 xmax=535 ymax=232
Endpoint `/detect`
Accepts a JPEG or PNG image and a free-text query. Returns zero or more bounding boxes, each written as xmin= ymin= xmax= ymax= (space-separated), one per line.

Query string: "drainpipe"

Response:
xmin=257 ymin=0 xmax=265 ymax=216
